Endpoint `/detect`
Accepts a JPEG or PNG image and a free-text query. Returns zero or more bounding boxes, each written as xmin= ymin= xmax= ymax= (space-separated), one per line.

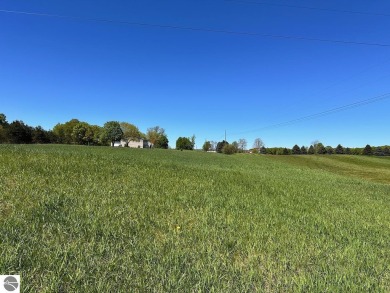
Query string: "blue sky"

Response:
xmin=1 ymin=0 xmax=390 ymax=148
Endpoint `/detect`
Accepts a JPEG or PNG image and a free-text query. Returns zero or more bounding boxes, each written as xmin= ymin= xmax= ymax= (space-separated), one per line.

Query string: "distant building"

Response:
xmin=128 ymin=139 xmax=151 ymax=148
xmin=113 ymin=138 xmax=152 ymax=148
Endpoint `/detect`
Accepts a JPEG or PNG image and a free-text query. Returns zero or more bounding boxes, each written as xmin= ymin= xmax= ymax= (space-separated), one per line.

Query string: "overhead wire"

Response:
xmin=229 ymin=93 xmax=390 ymax=136
xmin=224 ymin=0 xmax=390 ymax=17
xmin=1 ymin=9 xmax=390 ymax=47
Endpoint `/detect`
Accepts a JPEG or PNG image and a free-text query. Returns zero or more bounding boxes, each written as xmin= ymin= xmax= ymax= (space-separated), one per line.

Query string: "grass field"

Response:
xmin=1 ymin=145 xmax=389 ymax=292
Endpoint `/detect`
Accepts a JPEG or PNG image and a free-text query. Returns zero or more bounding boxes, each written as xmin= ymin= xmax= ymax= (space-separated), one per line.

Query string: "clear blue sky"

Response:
xmin=1 ymin=0 xmax=390 ymax=148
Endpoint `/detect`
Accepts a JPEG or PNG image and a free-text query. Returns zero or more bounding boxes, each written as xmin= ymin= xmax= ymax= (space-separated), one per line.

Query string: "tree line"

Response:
xmin=1 ymin=112 xmax=388 ymax=155
xmin=200 ymin=138 xmax=390 ymax=156
xmin=0 ymin=113 xmax=168 ymax=148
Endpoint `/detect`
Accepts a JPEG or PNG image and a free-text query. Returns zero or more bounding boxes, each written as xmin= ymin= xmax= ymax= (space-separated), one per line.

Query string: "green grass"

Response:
xmin=1 ymin=145 xmax=389 ymax=292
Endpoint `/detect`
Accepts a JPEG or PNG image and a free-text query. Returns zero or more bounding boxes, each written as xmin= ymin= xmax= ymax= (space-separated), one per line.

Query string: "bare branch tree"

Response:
xmin=253 ymin=138 xmax=264 ymax=151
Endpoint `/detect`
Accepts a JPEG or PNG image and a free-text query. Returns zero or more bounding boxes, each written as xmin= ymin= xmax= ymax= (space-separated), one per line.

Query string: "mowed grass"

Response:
xmin=0 ymin=145 xmax=389 ymax=292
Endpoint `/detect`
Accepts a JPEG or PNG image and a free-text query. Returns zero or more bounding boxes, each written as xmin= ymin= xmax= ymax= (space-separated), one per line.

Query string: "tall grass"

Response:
xmin=1 ymin=145 xmax=389 ymax=292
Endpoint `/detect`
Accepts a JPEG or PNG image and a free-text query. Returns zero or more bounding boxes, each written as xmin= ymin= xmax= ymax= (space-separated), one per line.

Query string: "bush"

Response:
xmin=222 ymin=144 xmax=237 ymax=155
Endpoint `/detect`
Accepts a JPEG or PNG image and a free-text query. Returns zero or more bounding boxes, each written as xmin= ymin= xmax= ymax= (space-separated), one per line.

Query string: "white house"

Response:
xmin=128 ymin=139 xmax=151 ymax=148
xmin=113 ymin=138 xmax=152 ymax=148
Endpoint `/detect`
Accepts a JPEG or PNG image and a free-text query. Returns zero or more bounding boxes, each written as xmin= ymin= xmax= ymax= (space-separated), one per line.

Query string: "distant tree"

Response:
xmin=102 ymin=121 xmax=123 ymax=146
xmin=335 ymin=144 xmax=344 ymax=154
xmin=316 ymin=143 xmax=326 ymax=154
xmin=326 ymin=146 xmax=334 ymax=155
xmin=147 ymin=126 xmax=166 ymax=146
xmin=344 ymin=147 xmax=351 ymax=155
xmin=0 ymin=113 xmax=7 ymax=126
xmin=351 ymin=148 xmax=362 ymax=155
xmin=222 ymin=144 xmax=237 ymax=155
xmin=52 ymin=123 xmax=65 ymax=144
xmin=282 ymin=148 xmax=290 ymax=155
xmin=362 ymin=144 xmax=373 ymax=156
xmin=238 ymin=138 xmax=247 ymax=152
xmin=120 ymin=122 xmax=143 ymax=141
xmin=216 ymin=140 xmax=229 ymax=153
xmin=253 ymin=138 xmax=264 ymax=153
xmin=32 ymin=126 xmax=50 ymax=144
xmin=53 ymin=119 xmax=80 ymax=144
xmin=7 ymin=120 xmax=33 ymax=144
xmin=202 ymin=141 xmax=212 ymax=152
xmin=373 ymin=146 xmax=384 ymax=156
xmin=292 ymin=144 xmax=301 ymax=155
xmin=0 ymin=125 xmax=6 ymax=143
xmin=308 ymin=145 xmax=315 ymax=155
xmin=231 ymin=141 xmax=239 ymax=151
xmin=300 ymin=146 xmax=307 ymax=154
xmin=0 ymin=113 xmax=8 ymax=143
xmin=72 ymin=122 xmax=89 ymax=145
xmin=191 ymin=135 xmax=196 ymax=149
xmin=89 ymin=125 xmax=103 ymax=145
xmin=46 ymin=130 xmax=58 ymax=144
xmin=383 ymin=146 xmax=390 ymax=156
xmin=154 ymin=134 xmax=169 ymax=149
xmin=176 ymin=137 xmax=194 ymax=150
xmin=260 ymin=146 xmax=267 ymax=154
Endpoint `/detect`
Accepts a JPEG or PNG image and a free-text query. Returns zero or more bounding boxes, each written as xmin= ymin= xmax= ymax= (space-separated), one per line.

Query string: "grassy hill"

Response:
xmin=1 ymin=145 xmax=389 ymax=292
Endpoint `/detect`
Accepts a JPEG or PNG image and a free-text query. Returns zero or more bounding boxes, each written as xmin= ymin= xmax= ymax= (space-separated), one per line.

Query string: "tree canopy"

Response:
xmin=102 ymin=121 xmax=123 ymax=146
xmin=176 ymin=137 xmax=194 ymax=150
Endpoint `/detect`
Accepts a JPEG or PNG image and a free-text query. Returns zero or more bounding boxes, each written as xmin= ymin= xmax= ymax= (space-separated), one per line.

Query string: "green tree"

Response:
xmin=222 ymin=144 xmax=237 ymax=155
xmin=373 ymin=146 xmax=384 ymax=156
xmin=383 ymin=146 xmax=390 ymax=156
xmin=154 ymin=134 xmax=169 ymax=149
xmin=326 ymin=146 xmax=334 ymax=155
xmin=335 ymin=144 xmax=344 ymax=154
xmin=7 ymin=120 xmax=33 ymax=144
xmin=316 ymin=143 xmax=326 ymax=154
xmin=260 ymin=146 xmax=267 ymax=154
xmin=216 ymin=140 xmax=229 ymax=153
xmin=345 ymin=147 xmax=351 ymax=155
xmin=83 ymin=125 xmax=102 ymax=145
xmin=176 ymin=137 xmax=194 ymax=150
xmin=308 ymin=145 xmax=315 ymax=155
xmin=147 ymin=126 xmax=166 ymax=146
xmin=202 ymin=141 xmax=211 ymax=151
xmin=0 ymin=113 xmax=7 ymax=126
xmin=102 ymin=121 xmax=123 ymax=146
xmin=231 ymin=141 xmax=239 ymax=150
xmin=0 ymin=113 xmax=8 ymax=143
xmin=120 ymin=122 xmax=143 ymax=141
xmin=53 ymin=119 xmax=80 ymax=144
xmin=0 ymin=125 xmax=6 ymax=143
xmin=292 ymin=144 xmax=301 ymax=154
xmin=282 ymin=148 xmax=290 ymax=155
xmin=300 ymin=146 xmax=307 ymax=154
xmin=32 ymin=126 xmax=50 ymax=144
xmin=362 ymin=144 xmax=373 ymax=155
xmin=72 ymin=122 xmax=88 ymax=145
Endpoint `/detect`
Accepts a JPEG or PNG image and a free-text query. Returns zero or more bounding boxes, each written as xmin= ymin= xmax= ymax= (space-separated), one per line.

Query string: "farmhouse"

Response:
xmin=128 ymin=138 xmax=151 ymax=148
xmin=113 ymin=138 xmax=152 ymax=148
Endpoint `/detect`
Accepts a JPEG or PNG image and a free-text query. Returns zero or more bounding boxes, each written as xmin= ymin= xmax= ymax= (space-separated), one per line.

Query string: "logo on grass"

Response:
xmin=1 ymin=276 xmax=20 ymax=293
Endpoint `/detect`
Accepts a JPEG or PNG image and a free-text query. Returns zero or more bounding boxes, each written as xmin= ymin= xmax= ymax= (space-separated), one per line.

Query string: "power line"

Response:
xmin=1 ymin=9 xmax=390 ymax=47
xmin=224 ymin=0 xmax=390 ymax=17
xmin=230 ymin=92 xmax=390 ymax=136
